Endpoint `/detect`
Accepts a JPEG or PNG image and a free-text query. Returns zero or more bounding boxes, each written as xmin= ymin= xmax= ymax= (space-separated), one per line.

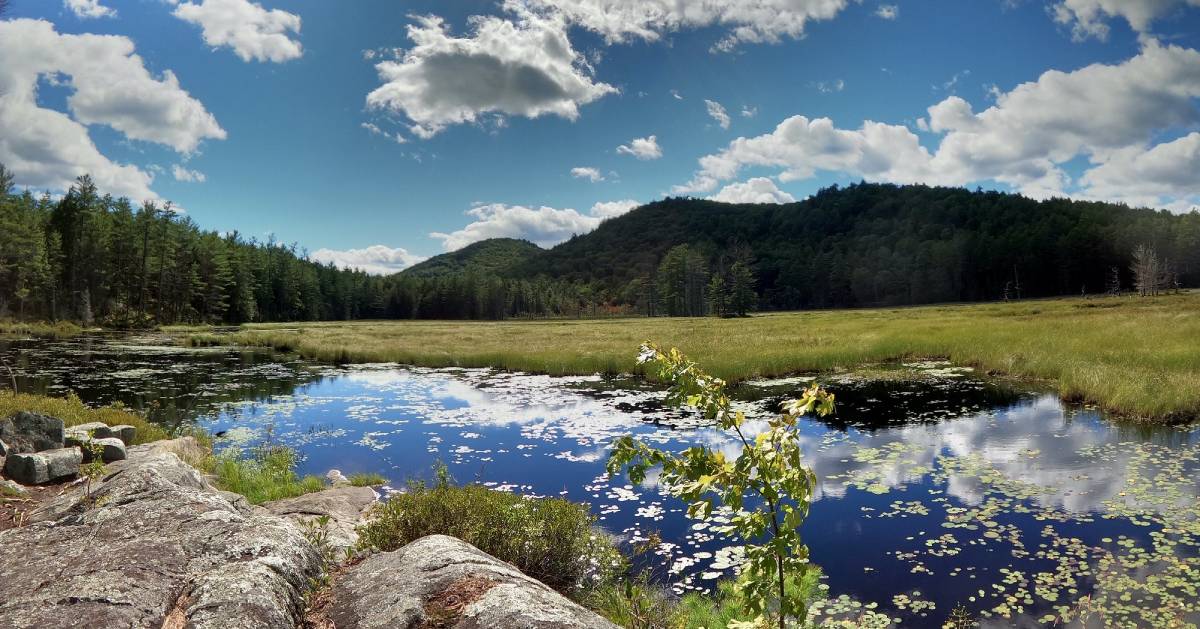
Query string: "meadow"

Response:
xmin=183 ymin=292 xmax=1200 ymax=422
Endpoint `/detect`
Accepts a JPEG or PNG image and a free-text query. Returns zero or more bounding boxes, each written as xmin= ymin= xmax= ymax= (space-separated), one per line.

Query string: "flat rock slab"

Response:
xmin=324 ymin=534 xmax=618 ymax=629
xmin=0 ymin=447 xmax=321 ymax=628
xmin=0 ymin=412 xmax=65 ymax=454
xmin=4 ymin=447 xmax=81 ymax=485
xmin=263 ymin=485 xmax=377 ymax=555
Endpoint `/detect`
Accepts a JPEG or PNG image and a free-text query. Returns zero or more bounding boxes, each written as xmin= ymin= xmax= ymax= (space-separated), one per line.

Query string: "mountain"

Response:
xmin=408 ymin=183 xmax=1200 ymax=310
xmin=402 ymin=238 xmax=543 ymax=278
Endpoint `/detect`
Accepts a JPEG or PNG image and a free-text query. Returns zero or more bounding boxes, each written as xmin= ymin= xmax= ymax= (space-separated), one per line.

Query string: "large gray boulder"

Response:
xmin=0 ymin=445 xmax=321 ymax=628
xmin=4 ymin=447 xmax=82 ymax=485
xmin=323 ymin=535 xmax=618 ymax=629
xmin=65 ymin=422 xmax=136 ymax=446
xmin=65 ymin=434 xmax=127 ymax=463
xmin=0 ymin=412 xmax=65 ymax=453
xmin=263 ymin=485 xmax=377 ymax=555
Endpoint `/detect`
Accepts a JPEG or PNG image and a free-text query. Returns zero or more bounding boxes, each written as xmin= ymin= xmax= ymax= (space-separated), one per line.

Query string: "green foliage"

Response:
xmin=356 ymin=465 xmax=623 ymax=593
xmin=583 ymin=573 xmax=683 ymax=629
xmin=0 ymin=391 xmax=169 ymax=444
xmin=608 ymin=343 xmax=835 ymax=628
xmin=402 ymin=238 xmax=542 ymax=278
xmin=347 ymin=472 xmax=387 ymax=487
xmin=209 ymin=444 xmax=326 ymax=505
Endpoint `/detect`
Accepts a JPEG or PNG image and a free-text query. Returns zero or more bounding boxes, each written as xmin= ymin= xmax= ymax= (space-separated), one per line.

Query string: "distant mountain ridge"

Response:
xmin=402 ymin=238 xmax=543 ymax=278
xmin=403 ymin=183 xmax=1199 ymax=310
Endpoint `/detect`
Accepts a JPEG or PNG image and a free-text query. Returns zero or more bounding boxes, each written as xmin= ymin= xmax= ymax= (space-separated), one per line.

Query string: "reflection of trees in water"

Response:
xmin=0 ymin=336 xmax=327 ymax=431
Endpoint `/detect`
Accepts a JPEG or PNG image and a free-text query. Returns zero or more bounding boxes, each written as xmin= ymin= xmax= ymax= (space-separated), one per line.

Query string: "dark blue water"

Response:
xmin=3 ymin=336 xmax=1198 ymax=627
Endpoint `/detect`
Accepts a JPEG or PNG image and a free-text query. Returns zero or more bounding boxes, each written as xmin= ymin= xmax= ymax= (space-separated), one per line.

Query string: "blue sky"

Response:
xmin=3 ymin=1 xmax=1199 ymax=273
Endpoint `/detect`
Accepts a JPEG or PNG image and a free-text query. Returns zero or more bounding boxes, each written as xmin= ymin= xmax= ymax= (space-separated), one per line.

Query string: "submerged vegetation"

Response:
xmin=184 ymin=292 xmax=1200 ymax=421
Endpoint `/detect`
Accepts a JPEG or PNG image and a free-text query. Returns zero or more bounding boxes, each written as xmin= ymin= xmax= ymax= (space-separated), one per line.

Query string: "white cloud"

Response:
xmin=589 ymin=199 xmax=639 ymax=218
xmin=616 ymin=135 xmax=662 ymax=160
xmin=813 ymin=79 xmax=845 ymax=93
xmin=172 ymin=0 xmax=303 ymax=63
xmin=741 ymin=105 xmax=758 ymax=118
xmin=64 ymin=0 xmax=115 ymax=19
xmin=709 ymin=177 xmax=796 ymax=204
xmin=1052 ymin=0 xmax=1200 ymax=41
xmin=0 ymin=19 xmax=225 ymax=201
xmin=172 ymin=164 xmax=206 ymax=183
xmin=361 ymin=121 xmax=407 ymax=144
xmin=875 ymin=4 xmax=899 ymax=19
xmin=670 ymin=89 xmax=683 ymax=100
xmin=366 ymin=6 xmax=616 ymax=140
xmin=524 ymin=0 xmax=855 ymax=52
xmin=705 ymin=99 xmax=731 ymax=129
xmin=678 ymin=42 xmax=1200 ymax=210
xmin=432 ymin=199 xmax=639 ymax=251
xmin=1079 ymin=133 xmax=1200 ymax=210
xmin=310 ymin=245 xmax=427 ymax=275
xmin=571 ymin=166 xmax=605 ymax=182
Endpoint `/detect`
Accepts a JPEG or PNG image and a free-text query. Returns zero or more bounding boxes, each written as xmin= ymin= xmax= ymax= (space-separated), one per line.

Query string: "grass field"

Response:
xmin=183 ymin=292 xmax=1200 ymax=423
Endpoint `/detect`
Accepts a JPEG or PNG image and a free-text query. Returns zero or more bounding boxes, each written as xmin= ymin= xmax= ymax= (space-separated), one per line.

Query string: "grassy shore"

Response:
xmin=0 ymin=320 xmax=83 ymax=339
xmin=183 ymin=292 xmax=1200 ymax=422
xmin=0 ymin=391 xmax=171 ymax=444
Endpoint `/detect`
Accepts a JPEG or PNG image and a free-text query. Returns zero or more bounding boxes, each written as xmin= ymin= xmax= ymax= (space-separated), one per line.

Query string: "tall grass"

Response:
xmin=181 ymin=293 xmax=1200 ymax=422
xmin=205 ymin=445 xmax=326 ymax=504
xmin=0 ymin=320 xmax=83 ymax=339
xmin=0 ymin=391 xmax=170 ymax=444
xmin=356 ymin=469 xmax=623 ymax=593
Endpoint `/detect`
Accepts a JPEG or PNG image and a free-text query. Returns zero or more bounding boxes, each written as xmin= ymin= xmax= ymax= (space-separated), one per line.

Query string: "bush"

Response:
xmin=357 ymin=467 xmax=623 ymax=593
xmin=208 ymin=445 xmax=326 ymax=505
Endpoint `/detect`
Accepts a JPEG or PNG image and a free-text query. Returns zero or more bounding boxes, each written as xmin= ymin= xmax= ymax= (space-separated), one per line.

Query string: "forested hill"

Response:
xmin=2 ymin=165 xmax=1197 ymax=325
xmin=419 ymin=183 xmax=1200 ymax=311
xmin=402 ymin=238 xmax=541 ymax=278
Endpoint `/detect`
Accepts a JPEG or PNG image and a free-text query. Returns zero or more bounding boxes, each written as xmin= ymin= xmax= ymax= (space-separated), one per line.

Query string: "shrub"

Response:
xmin=208 ymin=445 xmax=326 ymax=505
xmin=357 ymin=466 xmax=623 ymax=593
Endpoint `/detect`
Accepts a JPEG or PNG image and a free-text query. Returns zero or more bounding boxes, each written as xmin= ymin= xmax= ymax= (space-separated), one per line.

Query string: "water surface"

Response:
xmin=3 ymin=335 xmax=1197 ymax=627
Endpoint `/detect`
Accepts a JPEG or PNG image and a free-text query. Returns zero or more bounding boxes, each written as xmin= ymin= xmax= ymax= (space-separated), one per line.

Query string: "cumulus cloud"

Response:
xmin=64 ymin=0 xmax=115 ymax=19
xmin=709 ymin=177 xmax=796 ymax=204
xmin=1078 ymin=133 xmax=1200 ymax=210
xmin=677 ymin=42 xmax=1200 ymax=210
xmin=311 ymin=245 xmax=426 ymax=275
xmin=0 ymin=19 xmax=225 ymax=201
xmin=366 ymin=7 xmax=616 ymax=140
xmin=172 ymin=0 xmax=303 ymax=63
xmin=616 ymin=135 xmax=662 ymax=160
xmin=524 ymin=0 xmax=855 ymax=52
xmin=875 ymin=4 xmax=899 ymax=19
xmin=172 ymin=164 xmax=206 ymax=183
xmin=1052 ymin=0 xmax=1200 ymax=41
xmin=705 ymin=99 xmax=731 ymax=129
xmin=570 ymin=166 xmax=605 ymax=182
xmin=432 ymin=199 xmax=640 ymax=251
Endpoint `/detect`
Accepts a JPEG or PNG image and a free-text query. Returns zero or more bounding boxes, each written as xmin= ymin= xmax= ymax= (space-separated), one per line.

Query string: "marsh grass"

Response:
xmin=0 ymin=320 xmax=83 ymax=339
xmin=357 ymin=470 xmax=623 ymax=593
xmin=0 ymin=391 xmax=170 ymax=444
xmin=206 ymin=445 xmax=326 ymax=505
xmin=347 ymin=472 xmax=387 ymax=487
xmin=187 ymin=292 xmax=1200 ymax=422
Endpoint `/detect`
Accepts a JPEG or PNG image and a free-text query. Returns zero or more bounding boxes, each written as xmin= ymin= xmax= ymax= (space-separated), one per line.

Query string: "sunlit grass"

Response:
xmin=0 ymin=391 xmax=170 ymax=444
xmin=204 ymin=445 xmax=326 ymax=505
xmin=182 ymin=292 xmax=1200 ymax=422
xmin=0 ymin=320 xmax=83 ymax=339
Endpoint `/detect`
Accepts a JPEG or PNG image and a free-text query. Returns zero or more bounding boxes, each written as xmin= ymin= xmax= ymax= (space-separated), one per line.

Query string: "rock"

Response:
xmin=326 ymin=469 xmax=350 ymax=486
xmin=109 ymin=424 xmax=136 ymax=444
xmin=0 ymin=479 xmax=26 ymax=496
xmin=0 ymin=438 xmax=8 ymax=456
xmin=128 ymin=436 xmax=208 ymax=467
xmin=67 ymin=433 xmax=128 ymax=463
xmin=0 ymin=446 xmax=321 ymax=629
xmin=263 ymin=485 xmax=377 ymax=555
xmin=324 ymin=535 xmax=618 ymax=629
xmin=0 ymin=412 xmax=65 ymax=453
xmin=4 ymin=447 xmax=81 ymax=485
xmin=66 ymin=421 xmax=114 ymax=440
xmin=91 ymin=437 xmax=128 ymax=463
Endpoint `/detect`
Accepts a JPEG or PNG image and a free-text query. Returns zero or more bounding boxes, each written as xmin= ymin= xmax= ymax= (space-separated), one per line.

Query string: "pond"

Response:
xmin=2 ymin=334 xmax=1198 ymax=627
